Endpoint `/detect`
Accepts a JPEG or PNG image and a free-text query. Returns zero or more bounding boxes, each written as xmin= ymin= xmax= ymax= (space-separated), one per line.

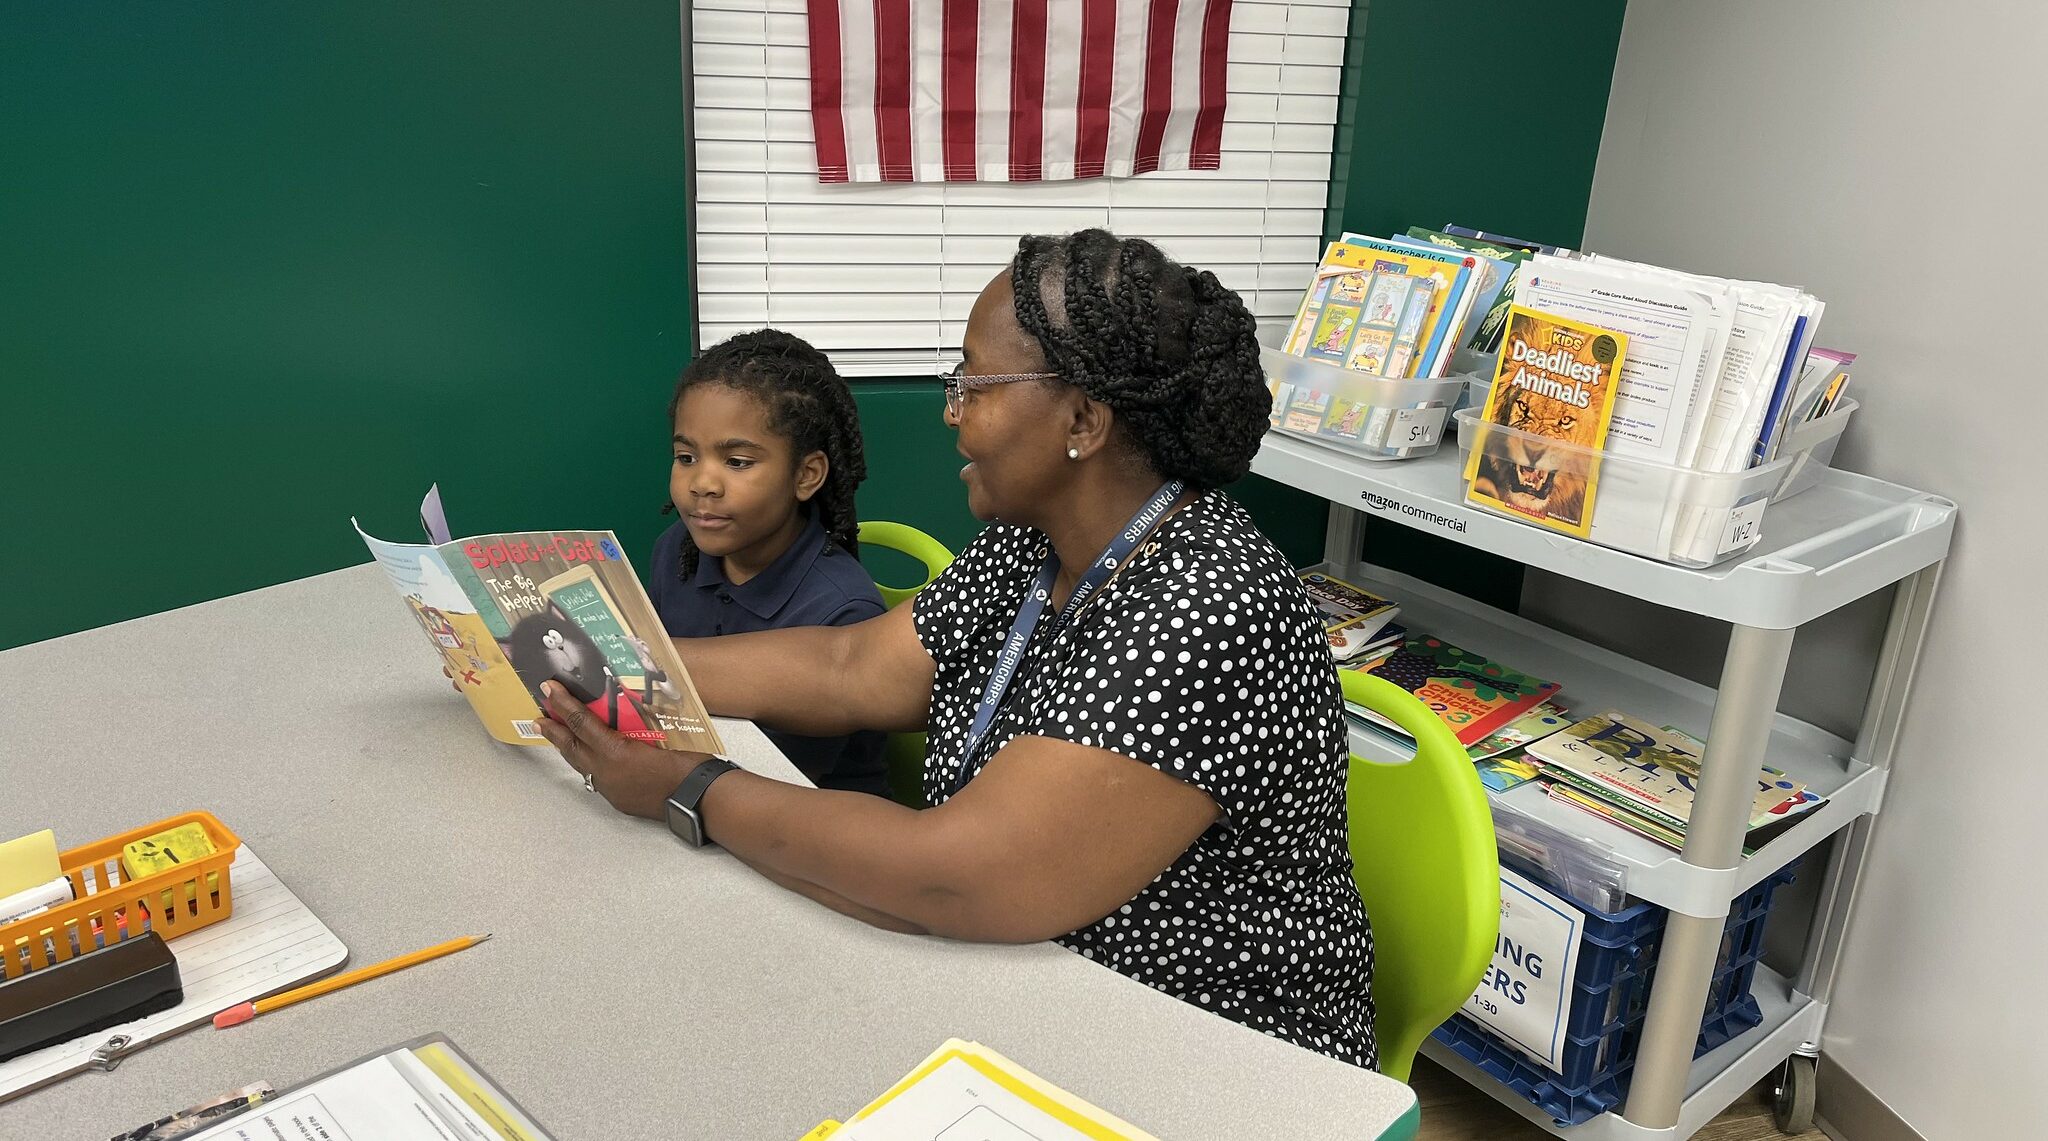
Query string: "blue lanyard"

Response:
xmin=950 ymin=480 xmax=1185 ymax=795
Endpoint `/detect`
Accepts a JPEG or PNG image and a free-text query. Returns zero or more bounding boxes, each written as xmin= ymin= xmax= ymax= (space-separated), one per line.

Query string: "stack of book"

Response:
xmin=1334 ymin=621 xmax=1572 ymax=793
xmin=1266 ymin=227 xmax=1528 ymax=451
xmin=1525 ymin=712 xmax=1826 ymax=854
xmin=1299 ymin=571 xmax=1403 ymax=662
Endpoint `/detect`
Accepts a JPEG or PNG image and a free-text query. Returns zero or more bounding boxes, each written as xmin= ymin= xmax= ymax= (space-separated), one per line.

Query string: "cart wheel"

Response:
xmin=1773 ymin=1055 xmax=1817 ymax=1134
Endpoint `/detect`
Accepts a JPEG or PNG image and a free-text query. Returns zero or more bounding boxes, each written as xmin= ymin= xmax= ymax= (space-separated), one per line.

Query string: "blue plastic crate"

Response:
xmin=1431 ymin=859 xmax=1797 ymax=1126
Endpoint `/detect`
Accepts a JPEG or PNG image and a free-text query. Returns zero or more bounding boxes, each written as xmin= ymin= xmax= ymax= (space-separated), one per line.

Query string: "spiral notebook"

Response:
xmin=0 ymin=845 xmax=348 ymax=1103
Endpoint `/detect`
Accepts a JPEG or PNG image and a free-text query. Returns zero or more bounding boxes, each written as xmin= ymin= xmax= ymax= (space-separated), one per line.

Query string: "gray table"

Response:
xmin=0 ymin=565 xmax=1416 ymax=1140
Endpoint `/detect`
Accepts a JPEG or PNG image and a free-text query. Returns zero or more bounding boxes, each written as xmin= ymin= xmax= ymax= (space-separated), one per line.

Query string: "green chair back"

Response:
xmin=858 ymin=520 xmax=954 ymax=610
xmin=1339 ymin=670 xmax=1501 ymax=1084
xmin=857 ymin=520 xmax=955 ymax=807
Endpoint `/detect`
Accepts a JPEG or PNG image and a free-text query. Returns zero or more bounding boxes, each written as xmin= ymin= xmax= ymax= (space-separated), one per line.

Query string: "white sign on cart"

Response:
xmin=1463 ymin=866 xmax=1586 ymax=1071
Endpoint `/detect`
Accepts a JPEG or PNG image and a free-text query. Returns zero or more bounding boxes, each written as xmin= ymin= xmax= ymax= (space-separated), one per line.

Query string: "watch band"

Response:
xmin=665 ymin=756 xmax=741 ymax=848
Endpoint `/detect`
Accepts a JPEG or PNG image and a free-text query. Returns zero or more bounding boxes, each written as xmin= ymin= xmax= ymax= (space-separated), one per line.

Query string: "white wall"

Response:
xmin=1559 ymin=1 xmax=2042 ymax=1136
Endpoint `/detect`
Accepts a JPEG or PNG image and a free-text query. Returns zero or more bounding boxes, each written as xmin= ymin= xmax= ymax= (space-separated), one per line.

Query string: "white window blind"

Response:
xmin=687 ymin=0 xmax=1351 ymax=377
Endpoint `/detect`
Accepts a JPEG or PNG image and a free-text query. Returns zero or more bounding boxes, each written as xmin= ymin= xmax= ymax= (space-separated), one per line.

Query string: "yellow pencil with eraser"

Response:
xmin=212 ymin=934 xmax=490 ymax=1028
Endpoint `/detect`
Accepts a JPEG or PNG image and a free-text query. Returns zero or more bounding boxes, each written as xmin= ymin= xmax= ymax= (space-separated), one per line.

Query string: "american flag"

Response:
xmin=805 ymin=0 xmax=1236 ymax=183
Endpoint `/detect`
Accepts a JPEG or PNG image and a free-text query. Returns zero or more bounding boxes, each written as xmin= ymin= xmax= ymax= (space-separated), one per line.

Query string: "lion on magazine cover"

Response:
xmin=1472 ymin=395 xmax=1589 ymax=526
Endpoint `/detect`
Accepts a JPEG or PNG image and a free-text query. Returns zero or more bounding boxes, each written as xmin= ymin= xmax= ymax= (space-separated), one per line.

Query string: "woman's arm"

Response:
xmin=538 ymin=688 xmax=1218 ymax=944
xmin=676 ymin=602 xmax=935 ymax=736
xmin=699 ymin=738 xmax=1220 ymax=942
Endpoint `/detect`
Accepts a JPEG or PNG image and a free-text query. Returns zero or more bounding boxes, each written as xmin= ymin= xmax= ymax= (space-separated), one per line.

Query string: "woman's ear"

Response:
xmin=1065 ymin=392 xmax=1116 ymax=461
xmin=794 ymin=450 xmax=830 ymax=502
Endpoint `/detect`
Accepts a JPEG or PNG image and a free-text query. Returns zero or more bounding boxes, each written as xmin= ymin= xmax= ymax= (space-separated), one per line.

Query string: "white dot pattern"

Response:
xmin=913 ymin=490 xmax=1375 ymax=1068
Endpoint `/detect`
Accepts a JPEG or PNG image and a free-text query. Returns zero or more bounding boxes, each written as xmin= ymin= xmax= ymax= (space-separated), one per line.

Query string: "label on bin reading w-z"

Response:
xmin=1462 ymin=866 xmax=1586 ymax=1071
xmin=1718 ymin=498 xmax=1768 ymax=554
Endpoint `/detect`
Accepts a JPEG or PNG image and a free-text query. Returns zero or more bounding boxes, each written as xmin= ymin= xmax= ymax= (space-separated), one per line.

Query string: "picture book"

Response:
xmin=1546 ymin=782 xmax=1687 ymax=849
xmin=1525 ymin=712 xmax=1809 ymax=841
xmin=1299 ymin=572 xmax=1401 ymax=661
xmin=1284 ymin=246 xmax=1376 ymax=355
xmin=1344 ymin=633 xmax=1564 ymax=747
xmin=1281 ymin=388 xmax=1331 ymax=433
xmin=1467 ymin=702 xmax=1571 ymax=761
xmin=1786 ymin=348 xmax=1856 ymax=431
xmin=355 ymin=487 xmax=724 ymax=754
xmin=1383 ymin=276 xmax=1437 ymax=380
xmin=1338 ymin=234 xmax=1477 ymax=377
xmin=1322 ymin=396 xmax=1377 ymax=441
xmin=1478 ymin=755 xmax=1542 ymax=793
xmin=1463 ymin=305 xmax=1629 ymax=539
xmin=1405 ymin=227 xmax=1530 ymax=366
xmin=1266 ymin=380 xmax=1295 ymax=428
xmin=1442 ymin=224 xmax=1571 ymax=256
xmin=1304 ymin=303 xmax=1363 ymax=365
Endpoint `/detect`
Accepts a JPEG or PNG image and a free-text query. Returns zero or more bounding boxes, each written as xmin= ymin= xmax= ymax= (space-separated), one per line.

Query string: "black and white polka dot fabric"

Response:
xmin=913 ymin=489 xmax=1376 ymax=1068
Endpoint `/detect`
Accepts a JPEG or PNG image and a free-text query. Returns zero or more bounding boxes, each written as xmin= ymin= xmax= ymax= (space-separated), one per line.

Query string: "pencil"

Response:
xmin=212 ymin=933 xmax=490 ymax=1028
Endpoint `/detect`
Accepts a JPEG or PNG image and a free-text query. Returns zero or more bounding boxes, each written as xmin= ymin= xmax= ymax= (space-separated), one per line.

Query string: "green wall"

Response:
xmin=1312 ymin=0 xmax=1628 ymax=606
xmin=2 ymin=3 xmax=695 ymax=650
xmin=2 ymin=0 xmax=1624 ymax=649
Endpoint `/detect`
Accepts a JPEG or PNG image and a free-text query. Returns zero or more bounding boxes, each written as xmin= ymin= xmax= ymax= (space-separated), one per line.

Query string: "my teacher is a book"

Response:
xmin=354 ymin=487 xmax=723 ymax=754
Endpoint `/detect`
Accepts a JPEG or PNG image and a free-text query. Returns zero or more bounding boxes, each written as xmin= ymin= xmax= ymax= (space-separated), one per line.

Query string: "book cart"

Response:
xmin=1250 ymin=426 xmax=1956 ymax=1137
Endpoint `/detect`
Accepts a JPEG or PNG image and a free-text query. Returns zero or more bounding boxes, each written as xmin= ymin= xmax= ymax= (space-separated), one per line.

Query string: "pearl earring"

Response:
xmin=1067 ymin=447 xmax=1081 ymax=460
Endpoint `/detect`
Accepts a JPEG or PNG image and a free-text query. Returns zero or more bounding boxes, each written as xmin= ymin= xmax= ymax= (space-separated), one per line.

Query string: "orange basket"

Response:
xmin=1 ymin=812 xmax=241 ymax=981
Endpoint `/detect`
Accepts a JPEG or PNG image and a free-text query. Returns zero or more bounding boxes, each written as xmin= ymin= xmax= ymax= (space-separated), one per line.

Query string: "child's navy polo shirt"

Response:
xmin=649 ymin=512 xmax=888 ymax=795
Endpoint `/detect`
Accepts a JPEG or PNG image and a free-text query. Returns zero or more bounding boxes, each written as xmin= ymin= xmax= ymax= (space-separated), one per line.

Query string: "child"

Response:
xmin=650 ymin=329 xmax=890 ymax=795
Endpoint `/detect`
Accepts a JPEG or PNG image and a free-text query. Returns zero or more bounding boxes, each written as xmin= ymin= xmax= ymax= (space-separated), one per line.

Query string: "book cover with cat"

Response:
xmin=1343 ymin=633 xmax=1563 ymax=746
xmin=355 ymin=489 xmax=724 ymax=755
xmin=1464 ymin=305 xmax=1629 ymax=539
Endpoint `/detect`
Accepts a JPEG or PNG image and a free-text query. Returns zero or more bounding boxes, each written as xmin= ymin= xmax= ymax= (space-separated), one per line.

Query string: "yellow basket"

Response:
xmin=1 ymin=812 xmax=241 ymax=981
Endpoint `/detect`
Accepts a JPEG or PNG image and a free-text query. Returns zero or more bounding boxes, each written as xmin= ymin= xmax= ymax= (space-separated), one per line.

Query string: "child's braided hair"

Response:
xmin=1009 ymin=229 xmax=1270 ymax=488
xmin=665 ymin=328 xmax=866 ymax=580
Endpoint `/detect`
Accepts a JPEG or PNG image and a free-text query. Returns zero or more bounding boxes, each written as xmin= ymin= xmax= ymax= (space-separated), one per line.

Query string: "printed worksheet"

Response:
xmin=191 ymin=1043 xmax=550 ymax=1141
xmin=834 ymin=1044 xmax=1158 ymax=1141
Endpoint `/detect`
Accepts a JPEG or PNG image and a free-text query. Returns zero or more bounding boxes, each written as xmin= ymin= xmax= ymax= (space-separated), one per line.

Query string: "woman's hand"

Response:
xmin=535 ymin=681 xmax=704 ymax=819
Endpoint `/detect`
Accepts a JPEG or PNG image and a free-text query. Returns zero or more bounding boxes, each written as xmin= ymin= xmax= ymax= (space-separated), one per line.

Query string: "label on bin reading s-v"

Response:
xmin=1462 ymin=866 xmax=1585 ymax=1071
xmin=1389 ymin=405 xmax=1447 ymax=449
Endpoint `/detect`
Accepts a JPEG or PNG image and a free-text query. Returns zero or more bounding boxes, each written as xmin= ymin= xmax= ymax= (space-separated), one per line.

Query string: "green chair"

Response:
xmin=858 ymin=520 xmax=954 ymax=610
xmin=1339 ymin=670 xmax=1501 ymax=1085
xmin=857 ymin=520 xmax=955 ymax=807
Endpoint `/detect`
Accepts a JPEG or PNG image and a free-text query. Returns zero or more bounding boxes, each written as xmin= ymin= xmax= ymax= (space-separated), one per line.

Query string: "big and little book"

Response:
xmin=354 ymin=487 xmax=724 ymax=755
xmin=1526 ymin=712 xmax=1823 ymax=852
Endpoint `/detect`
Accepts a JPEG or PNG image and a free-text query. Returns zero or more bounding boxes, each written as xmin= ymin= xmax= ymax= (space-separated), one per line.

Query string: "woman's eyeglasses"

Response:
xmin=941 ymin=362 xmax=1059 ymax=419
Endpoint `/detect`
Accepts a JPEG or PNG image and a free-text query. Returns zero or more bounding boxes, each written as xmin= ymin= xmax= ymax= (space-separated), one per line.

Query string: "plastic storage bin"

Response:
xmin=1771 ymin=398 xmax=1858 ymax=502
xmin=1454 ymin=410 xmax=1798 ymax=568
xmin=1433 ymin=858 xmax=1799 ymax=1126
xmin=0 ymin=811 xmax=241 ymax=980
xmin=1264 ymin=343 xmax=1471 ymax=461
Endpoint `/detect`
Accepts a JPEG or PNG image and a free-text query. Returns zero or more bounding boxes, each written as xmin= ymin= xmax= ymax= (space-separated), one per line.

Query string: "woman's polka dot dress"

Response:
xmin=913 ymin=489 xmax=1376 ymax=1068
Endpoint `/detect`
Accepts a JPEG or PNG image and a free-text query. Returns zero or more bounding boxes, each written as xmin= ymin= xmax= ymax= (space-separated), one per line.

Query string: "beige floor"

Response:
xmin=1411 ymin=1056 xmax=1823 ymax=1141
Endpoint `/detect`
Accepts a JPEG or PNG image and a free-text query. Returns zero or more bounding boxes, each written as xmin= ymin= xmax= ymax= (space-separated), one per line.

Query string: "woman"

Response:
xmin=538 ymin=230 xmax=1375 ymax=1068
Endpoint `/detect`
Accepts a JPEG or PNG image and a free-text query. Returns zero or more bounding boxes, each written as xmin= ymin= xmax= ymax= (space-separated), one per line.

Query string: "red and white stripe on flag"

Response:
xmin=806 ymin=0 xmax=1234 ymax=183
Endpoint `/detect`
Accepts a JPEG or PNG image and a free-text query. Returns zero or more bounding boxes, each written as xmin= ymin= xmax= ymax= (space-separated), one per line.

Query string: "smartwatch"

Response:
xmin=665 ymin=756 xmax=741 ymax=848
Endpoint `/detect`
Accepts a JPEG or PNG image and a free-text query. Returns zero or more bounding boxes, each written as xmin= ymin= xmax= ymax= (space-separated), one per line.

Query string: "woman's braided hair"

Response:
xmin=664 ymin=328 xmax=867 ymax=580
xmin=1009 ymin=229 xmax=1270 ymax=488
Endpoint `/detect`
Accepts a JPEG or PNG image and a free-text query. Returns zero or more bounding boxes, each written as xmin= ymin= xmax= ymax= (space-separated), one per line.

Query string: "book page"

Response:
xmin=1516 ymin=257 xmax=1730 ymax=555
